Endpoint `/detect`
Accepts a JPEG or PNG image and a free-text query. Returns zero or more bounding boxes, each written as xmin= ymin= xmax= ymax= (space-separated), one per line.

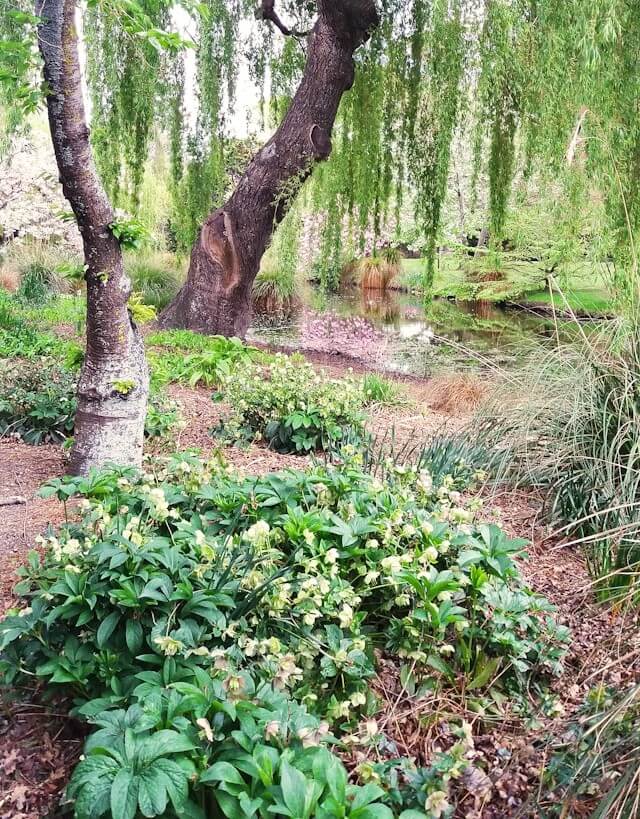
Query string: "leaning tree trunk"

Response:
xmin=159 ymin=0 xmax=379 ymax=337
xmin=38 ymin=0 xmax=149 ymax=475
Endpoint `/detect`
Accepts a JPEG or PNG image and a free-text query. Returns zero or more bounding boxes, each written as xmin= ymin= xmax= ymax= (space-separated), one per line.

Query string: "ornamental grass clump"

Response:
xmin=217 ymin=354 xmax=367 ymax=453
xmin=0 ymin=450 xmax=569 ymax=817
xmin=473 ymin=318 xmax=640 ymax=602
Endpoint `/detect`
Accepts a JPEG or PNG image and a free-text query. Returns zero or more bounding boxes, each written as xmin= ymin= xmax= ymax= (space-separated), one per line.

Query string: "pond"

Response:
xmin=248 ymin=286 xmax=606 ymax=378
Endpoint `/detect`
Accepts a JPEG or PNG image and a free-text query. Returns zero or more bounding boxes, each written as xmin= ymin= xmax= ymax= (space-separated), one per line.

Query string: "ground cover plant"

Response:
xmin=148 ymin=332 xmax=262 ymax=389
xmin=0 ymin=353 xmax=181 ymax=447
xmin=0 ymin=449 xmax=569 ymax=818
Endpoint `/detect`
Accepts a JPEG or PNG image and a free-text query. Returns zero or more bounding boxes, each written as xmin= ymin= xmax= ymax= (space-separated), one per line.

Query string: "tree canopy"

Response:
xmin=2 ymin=0 xmax=639 ymax=298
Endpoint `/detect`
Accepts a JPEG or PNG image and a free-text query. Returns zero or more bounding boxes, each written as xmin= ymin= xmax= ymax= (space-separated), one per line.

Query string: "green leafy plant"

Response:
xmin=0 ymin=358 xmax=77 ymax=444
xmin=0 ymin=452 xmax=569 ymax=818
xmin=217 ymin=355 xmax=367 ymax=453
xmin=109 ymin=216 xmax=148 ymax=250
xmin=149 ymin=336 xmax=258 ymax=388
xmin=144 ymin=395 xmax=181 ymax=440
xmin=127 ymin=292 xmax=157 ymax=324
xmin=361 ymin=373 xmax=403 ymax=406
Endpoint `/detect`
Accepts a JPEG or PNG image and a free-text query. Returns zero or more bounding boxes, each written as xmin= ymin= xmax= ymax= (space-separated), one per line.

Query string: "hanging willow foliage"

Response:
xmin=5 ymin=0 xmax=640 ymax=300
xmin=411 ymin=0 xmax=466 ymax=291
xmin=85 ymin=0 xmax=173 ymax=206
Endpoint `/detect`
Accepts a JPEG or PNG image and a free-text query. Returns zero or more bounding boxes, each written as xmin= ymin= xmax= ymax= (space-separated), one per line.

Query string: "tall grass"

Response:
xmin=252 ymin=266 xmax=298 ymax=317
xmin=125 ymin=250 xmax=185 ymax=310
xmin=1 ymin=240 xmax=81 ymax=303
xmin=545 ymin=683 xmax=640 ymax=818
xmin=472 ymin=317 xmax=640 ymax=601
xmin=359 ymin=255 xmax=400 ymax=291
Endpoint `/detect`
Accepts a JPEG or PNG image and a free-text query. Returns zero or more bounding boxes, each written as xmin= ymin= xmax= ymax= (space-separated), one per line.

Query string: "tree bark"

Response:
xmin=37 ymin=0 xmax=149 ymax=475
xmin=159 ymin=0 xmax=379 ymax=337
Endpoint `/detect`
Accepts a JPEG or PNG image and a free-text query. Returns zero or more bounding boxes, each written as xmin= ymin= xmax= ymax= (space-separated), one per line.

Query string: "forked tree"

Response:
xmin=1 ymin=0 xmax=639 ymax=474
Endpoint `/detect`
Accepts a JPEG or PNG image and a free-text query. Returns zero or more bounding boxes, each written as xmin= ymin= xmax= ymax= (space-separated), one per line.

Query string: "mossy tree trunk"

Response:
xmin=159 ymin=0 xmax=379 ymax=337
xmin=38 ymin=0 xmax=149 ymax=475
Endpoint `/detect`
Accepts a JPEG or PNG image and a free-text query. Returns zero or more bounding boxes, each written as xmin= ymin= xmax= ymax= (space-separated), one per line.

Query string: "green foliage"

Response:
xmin=127 ymin=292 xmax=157 ymax=324
xmin=360 ymin=374 xmax=402 ymax=406
xmin=0 ymin=452 xmax=568 ymax=816
xmin=125 ymin=251 xmax=184 ymax=310
xmin=146 ymin=328 xmax=224 ymax=352
xmin=0 ymin=322 xmax=178 ymax=445
xmin=0 ymin=299 xmax=59 ymax=359
xmin=149 ymin=336 xmax=258 ymax=388
xmin=2 ymin=240 xmax=81 ymax=305
xmin=109 ymin=216 xmax=148 ymax=250
xmin=0 ymin=5 xmax=43 ymax=148
xmin=253 ymin=209 xmax=301 ymax=317
xmin=411 ymin=0 xmax=466 ymax=289
xmin=144 ymin=395 xmax=181 ymax=440
xmin=0 ymin=359 xmax=77 ymax=444
xmin=474 ymin=319 xmax=640 ymax=601
xmin=217 ymin=356 xmax=367 ymax=453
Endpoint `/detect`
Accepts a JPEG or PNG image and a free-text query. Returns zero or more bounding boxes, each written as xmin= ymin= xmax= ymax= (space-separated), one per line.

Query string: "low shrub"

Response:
xmin=0 ymin=359 xmax=77 ymax=444
xmin=126 ymin=250 xmax=184 ymax=310
xmin=144 ymin=394 xmax=182 ymax=440
xmin=0 ymin=292 xmax=71 ymax=359
xmin=0 ymin=451 xmax=568 ymax=817
xmin=361 ymin=373 xmax=403 ymax=406
xmin=217 ymin=355 xmax=367 ymax=453
xmin=0 ymin=355 xmax=179 ymax=445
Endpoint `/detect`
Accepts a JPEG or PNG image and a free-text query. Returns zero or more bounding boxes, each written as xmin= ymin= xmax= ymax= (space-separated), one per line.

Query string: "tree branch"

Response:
xmin=257 ymin=0 xmax=311 ymax=38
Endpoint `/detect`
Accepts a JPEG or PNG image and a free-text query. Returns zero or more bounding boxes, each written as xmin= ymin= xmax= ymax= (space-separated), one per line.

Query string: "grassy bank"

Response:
xmin=398 ymin=257 xmax=614 ymax=316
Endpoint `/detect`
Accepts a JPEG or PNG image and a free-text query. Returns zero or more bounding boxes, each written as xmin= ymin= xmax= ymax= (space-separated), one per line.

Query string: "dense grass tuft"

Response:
xmin=125 ymin=250 xmax=185 ymax=310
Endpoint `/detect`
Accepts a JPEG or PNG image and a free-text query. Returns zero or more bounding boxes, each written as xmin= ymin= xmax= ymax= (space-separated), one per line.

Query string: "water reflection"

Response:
xmin=249 ymin=286 xmax=602 ymax=376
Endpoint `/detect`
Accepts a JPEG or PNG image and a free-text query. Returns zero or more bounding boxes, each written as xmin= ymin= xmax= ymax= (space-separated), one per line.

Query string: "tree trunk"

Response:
xmin=159 ymin=0 xmax=379 ymax=337
xmin=38 ymin=0 xmax=149 ymax=475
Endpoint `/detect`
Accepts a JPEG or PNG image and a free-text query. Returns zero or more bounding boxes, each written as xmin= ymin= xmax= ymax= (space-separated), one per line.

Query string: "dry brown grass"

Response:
xmin=0 ymin=268 xmax=19 ymax=292
xmin=360 ymin=256 xmax=399 ymax=291
xmin=426 ymin=372 xmax=489 ymax=415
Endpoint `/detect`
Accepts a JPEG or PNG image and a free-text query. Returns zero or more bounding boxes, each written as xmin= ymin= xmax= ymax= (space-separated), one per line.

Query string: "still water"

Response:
xmin=249 ymin=287 xmax=603 ymax=378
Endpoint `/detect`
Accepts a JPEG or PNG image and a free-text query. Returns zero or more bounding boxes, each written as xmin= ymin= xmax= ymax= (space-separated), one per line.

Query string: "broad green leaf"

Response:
xmin=96 ymin=611 xmax=121 ymax=648
xmin=200 ymin=761 xmax=245 ymax=786
xmin=110 ymin=768 xmax=139 ymax=819
xmin=125 ymin=619 xmax=144 ymax=654
xmin=280 ymin=760 xmax=308 ymax=819
xmin=139 ymin=729 xmax=195 ymax=764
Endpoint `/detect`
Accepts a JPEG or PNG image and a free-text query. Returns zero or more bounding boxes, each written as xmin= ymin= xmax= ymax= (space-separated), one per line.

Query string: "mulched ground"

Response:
xmin=1 ymin=360 xmax=637 ymax=817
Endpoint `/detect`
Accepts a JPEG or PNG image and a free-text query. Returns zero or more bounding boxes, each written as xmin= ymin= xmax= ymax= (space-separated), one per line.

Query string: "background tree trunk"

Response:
xmin=159 ymin=0 xmax=379 ymax=337
xmin=38 ymin=0 xmax=149 ymax=475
